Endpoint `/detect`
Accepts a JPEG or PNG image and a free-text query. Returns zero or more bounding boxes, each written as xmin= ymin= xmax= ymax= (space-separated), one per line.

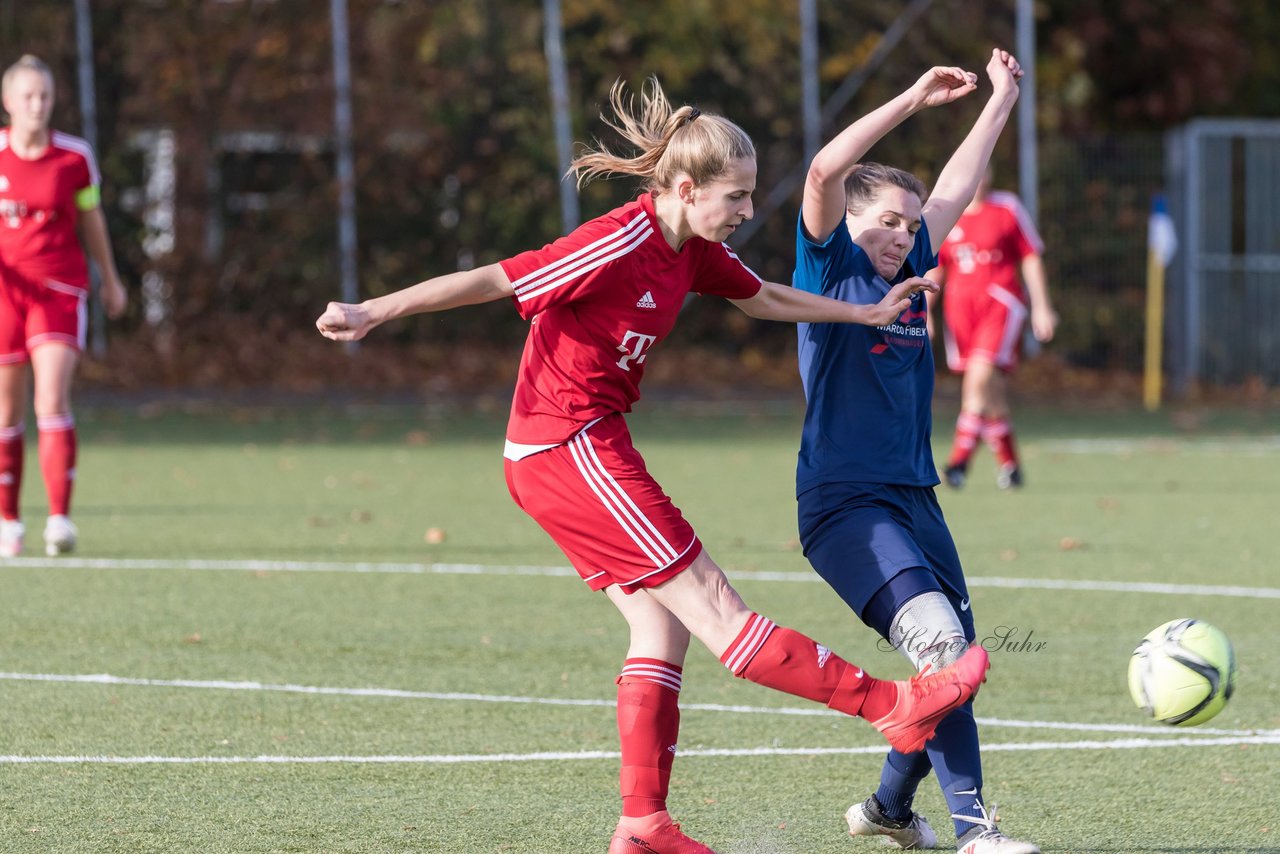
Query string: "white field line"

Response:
xmin=4 ymin=733 xmax=1280 ymax=765
xmin=3 ymin=671 xmax=1276 ymax=740
xmin=4 ymin=556 xmax=1279 ymax=600
xmin=1042 ymin=436 xmax=1280 ymax=456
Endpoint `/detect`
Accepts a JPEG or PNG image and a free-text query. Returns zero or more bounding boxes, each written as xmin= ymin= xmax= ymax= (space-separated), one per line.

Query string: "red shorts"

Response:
xmin=942 ymin=284 xmax=1027 ymax=373
xmin=0 ymin=271 xmax=87 ymax=364
xmin=504 ymin=413 xmax=703 ymax=593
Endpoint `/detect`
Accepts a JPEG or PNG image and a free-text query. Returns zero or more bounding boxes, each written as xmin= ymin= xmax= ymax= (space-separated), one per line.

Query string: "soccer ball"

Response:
xmin=1128 ymin=618 xmax=1236 ymax=726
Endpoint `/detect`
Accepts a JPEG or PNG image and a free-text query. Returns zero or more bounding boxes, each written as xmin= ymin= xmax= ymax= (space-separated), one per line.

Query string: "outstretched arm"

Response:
xmin=802 ymin=65 xmax=978 ymax=245
xmin=923 ymin=49 xmax=1023 ymax=242
xmin=316 ymin=264 xmax=515 ymax=342
xmin=731 ymin=278 xmax=938 ymax=328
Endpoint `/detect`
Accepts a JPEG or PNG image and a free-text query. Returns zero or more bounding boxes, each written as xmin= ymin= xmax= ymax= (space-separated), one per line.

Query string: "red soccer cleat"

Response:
xmin=870 ymin=644 xmax=990 ymax=753
xmin=607 ymin=810 xmax=718 ymax=854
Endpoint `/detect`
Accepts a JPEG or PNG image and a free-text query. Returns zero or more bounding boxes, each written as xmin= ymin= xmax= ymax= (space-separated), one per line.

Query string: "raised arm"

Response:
xmin=802 ymin=66 xmax=978 ymax=245
xmin=923 ymin=264 xmax=946 ymax=341
xmin=923 ymin=49 xmax=1023 ymax=242
xmin=316 ymin=264 xmax=515 ymax=342
xmin=731 ymin=278 xmax=937 ymax=328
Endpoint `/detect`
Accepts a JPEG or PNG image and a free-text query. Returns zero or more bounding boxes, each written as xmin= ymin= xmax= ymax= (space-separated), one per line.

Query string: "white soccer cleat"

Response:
xmin=995 ymin=463 xmax=1023 ymax=490
xmin=0 ymin=518 xmax=24 ymax=558
xmin=43 ymin=514 xmax=77 ymax=557
xmin=954 ymin=803 xmax=1039 ymax=854
xmin=846 ymin=796 xmax=939 ymax=849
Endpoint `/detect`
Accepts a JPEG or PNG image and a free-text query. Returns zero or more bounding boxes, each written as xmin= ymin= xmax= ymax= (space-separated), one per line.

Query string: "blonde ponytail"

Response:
xmin=570 ymin=77 xmax=754 ymax=193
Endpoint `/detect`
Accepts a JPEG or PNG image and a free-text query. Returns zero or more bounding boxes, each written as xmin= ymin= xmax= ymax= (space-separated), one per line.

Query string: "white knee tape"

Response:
xmin=888 ymin=591 xmax=967 ymax=671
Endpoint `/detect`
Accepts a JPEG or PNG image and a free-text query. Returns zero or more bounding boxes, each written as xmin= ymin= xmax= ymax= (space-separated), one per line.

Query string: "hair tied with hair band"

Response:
xmin=684 ymin=107 xmax=701 ymax=125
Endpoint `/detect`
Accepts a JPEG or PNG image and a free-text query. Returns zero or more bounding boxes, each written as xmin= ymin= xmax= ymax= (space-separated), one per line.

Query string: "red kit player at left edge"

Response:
xmin=0 ymin=55 xmax=128 ymax=558
xmin=317 ymin=77 xmax=989 ymax=853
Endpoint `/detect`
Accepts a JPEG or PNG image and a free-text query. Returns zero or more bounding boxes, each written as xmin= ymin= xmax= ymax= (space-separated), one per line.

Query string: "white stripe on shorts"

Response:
xmin=566 ymin=431 xmax=680 ymax=569
xmin=987 ymin=285 xmax=1028 ymax=368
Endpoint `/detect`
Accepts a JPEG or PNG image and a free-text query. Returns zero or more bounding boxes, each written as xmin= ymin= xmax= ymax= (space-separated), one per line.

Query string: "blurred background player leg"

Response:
xmin=968 ymin=358 xmax=1024 ymax=490
xmin=944 ymin=409 xmax=984 ymax=489
xmin=945 ymin=357 xmax=1024 ymax=490
xmin=31 ymin=343 xmax=80 ymax=556
xmin=0 ymin=366 xmax=26 ymax=558
xmin=0 ymin=284 xmax=29 ymax=557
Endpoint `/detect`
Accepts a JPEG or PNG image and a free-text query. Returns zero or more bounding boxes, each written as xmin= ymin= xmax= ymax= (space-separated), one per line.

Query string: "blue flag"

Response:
xmin=1148 ymin=193 xmax=1178 ymax=267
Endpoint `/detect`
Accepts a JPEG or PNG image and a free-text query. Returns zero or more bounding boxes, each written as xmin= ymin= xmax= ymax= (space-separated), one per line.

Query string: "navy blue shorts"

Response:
xmin=797 ymin=481 xmax=973 ymax=640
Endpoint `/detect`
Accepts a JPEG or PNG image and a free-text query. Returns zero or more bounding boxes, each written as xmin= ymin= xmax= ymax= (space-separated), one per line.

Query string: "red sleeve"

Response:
xmin=1007 ymin=210 xmax=1040 ymax=260
xmin=990 ymin=192 xmax=1043 ymax=259
xmin=53 ymin=132 xmax=99 ymax=191
xmin=499 ymin=217 xmax=632 ymax=320
xmin=75 ymin=152 xmax=93 ymax=193
xmin=691 ymin=242 xmax=763 ymax=299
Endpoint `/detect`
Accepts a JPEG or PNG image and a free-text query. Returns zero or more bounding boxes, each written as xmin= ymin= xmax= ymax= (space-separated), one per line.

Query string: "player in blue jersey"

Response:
xmin=793 ymin=50 xmax=1040 ymax=854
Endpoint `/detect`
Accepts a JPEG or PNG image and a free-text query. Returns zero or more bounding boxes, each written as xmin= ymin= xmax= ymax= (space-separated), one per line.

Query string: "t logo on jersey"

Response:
xmin=616 ymin=330 xmax=658 ymax=371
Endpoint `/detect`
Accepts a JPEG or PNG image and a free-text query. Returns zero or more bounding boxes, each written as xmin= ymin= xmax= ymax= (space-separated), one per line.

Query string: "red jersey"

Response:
xmin=499 ymin=192 xmax=762 ymax=448
xmin=935 ymin=191 xmax=1042 ymax=304
xmin=0 ymin=130 xmax=98 ymax=287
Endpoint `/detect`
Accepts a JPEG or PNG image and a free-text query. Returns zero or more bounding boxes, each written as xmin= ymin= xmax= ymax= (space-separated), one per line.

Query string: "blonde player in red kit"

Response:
xmin=0 ymin=55 xmax=127 ymax=558
xmin=927 ymin=170 xmax=1056 ymax=490
xmin=318 ymin=78 xmax=989 ymax=854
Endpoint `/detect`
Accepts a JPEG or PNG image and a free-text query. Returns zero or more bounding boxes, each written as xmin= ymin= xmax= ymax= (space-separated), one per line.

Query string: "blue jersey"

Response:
xmin=794 ymin=215 xmax=939 ymax=493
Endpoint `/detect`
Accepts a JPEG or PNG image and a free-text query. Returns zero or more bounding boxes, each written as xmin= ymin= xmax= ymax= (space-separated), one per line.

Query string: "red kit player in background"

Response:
xmin=0 ymin=55 xmax=128 ymax=558
xmin=318 ymin=77 xmax=989 ymax=854
xmin=926 ymin=169 xmax=1056 ymax=490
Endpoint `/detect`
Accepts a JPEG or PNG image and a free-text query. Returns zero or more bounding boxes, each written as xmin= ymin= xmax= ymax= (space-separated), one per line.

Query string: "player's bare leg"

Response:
xmin=962 ymin=358 xmax=1004 ymax=421
xmin=0 ymin=363 xmax=27 ymax=557
xmin=605 ymin=586 xmax=710 ymax=853
xmin=648 ymin=551 xmax=988 ymax=753
xmin=964 ymin=361 xmax=1022 ymax=488
xmin=947 ymin=358 xmax=1014 ymax=488
xmin=607 ymin=584 xmax=692 ymax=665
xmin=31 ymin=344 xmax=79 ymax=555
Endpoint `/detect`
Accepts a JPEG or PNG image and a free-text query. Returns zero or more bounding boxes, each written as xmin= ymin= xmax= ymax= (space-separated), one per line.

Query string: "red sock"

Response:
xmin=37 ymin=414 xmax=76 ymax=517
xmin=718 ymin=613 xmax=899 ymax=719
xmin=617 ymin=658 xmax=682 ymax=818
xmin=947 ymin=411 xmax=983 ymax=468
xmin=0 ymin=423 xmax=23 ymax=520
xmin=981 ymin=416 xmax=1018 ymax=468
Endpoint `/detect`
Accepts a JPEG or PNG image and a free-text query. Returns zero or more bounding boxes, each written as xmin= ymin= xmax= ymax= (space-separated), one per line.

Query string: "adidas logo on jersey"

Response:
xmin=635 ymin=291 xmax=657 ymax=309
xmin=815 ymin=643 xmax=832 ymax=668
